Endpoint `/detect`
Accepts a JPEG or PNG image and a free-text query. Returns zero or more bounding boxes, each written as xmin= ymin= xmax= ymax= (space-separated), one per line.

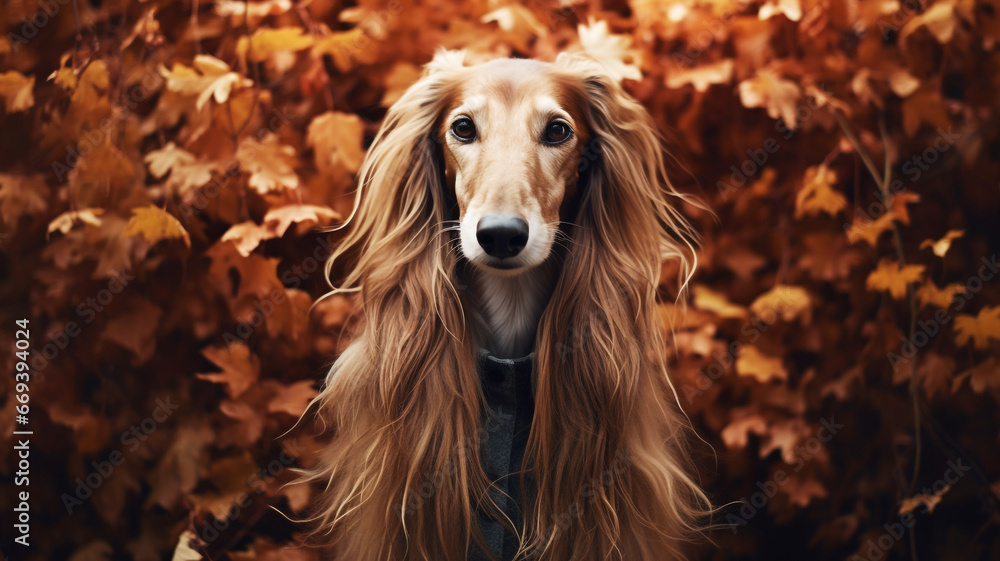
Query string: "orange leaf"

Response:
xmin=736 ymin=345 xmax=788 ymax=383
xmin=866 ymin=259 xmax=925 ymax=300
xmin=123 ymin=205 xmax=191 ymax=248
xmin=919 ymin=229 xmax=964 ymax=258
xmin=954 ymin=306 xmax=1000 ymax=349
xmin=197 ymin=343 xmax=261 ymax=399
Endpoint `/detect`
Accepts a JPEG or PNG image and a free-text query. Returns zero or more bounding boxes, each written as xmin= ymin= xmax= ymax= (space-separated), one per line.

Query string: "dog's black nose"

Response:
xmin=476 ymin=215 xmax=529 ymax=259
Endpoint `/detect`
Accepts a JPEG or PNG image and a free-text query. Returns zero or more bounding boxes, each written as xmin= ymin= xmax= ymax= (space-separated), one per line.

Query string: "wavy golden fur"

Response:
xmin=302 ymin=50 xmax=711 ymax=560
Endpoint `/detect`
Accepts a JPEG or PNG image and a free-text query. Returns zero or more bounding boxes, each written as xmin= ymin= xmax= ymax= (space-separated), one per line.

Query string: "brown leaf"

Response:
xmin=197 ymin=343 xmax=261 ymax=399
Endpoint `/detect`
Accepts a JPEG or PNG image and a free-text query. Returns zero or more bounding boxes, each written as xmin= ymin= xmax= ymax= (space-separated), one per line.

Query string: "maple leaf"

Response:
xmin=738 ymin=67 xmax=802 ymax=127
xmin=268 ymin=380 xmax=319 ymax=417
xmin=665 ymin=59 xmax=735 ymax=92
xmin=577 ymin=18 xmax=642 ymax=82
xmin=197 ymin=343 xmax=261 ymax=399
xmin=123 ymin=205 xmax=192 ymax=248
xmin=220 ymin=222 xmax=278 ymax=257
xmin=750 ymin=285 xmax=812 ymax=323
xmin=916 ymin=352 xmax=956 ymax=399
xmin=307 ymin=112 xmax=366 ymax=177
xmin=953 ymin=306 xmax=1000 ymax=349
xmin=0 ymin=70 xmax=35 ymax=113
xmin=160 ymin=55 xmax=253 ymax=111
xmin=846 ymin=212 xmax=897 ymax=247
xmin=264 ymin=204 xmax=340 ymax=237
xmin=736 ymin=345 xmax=788 ymax=383
xmin=145 ymin=142 xmax=221 ymax=198
xmin=916 ymin=281 xmax=966 ymax=309
xmin=866 ymin=259 xmax=925 ymax=300
xmin=920 ymin=229 xmax=964 ymax=258
xmin=795 ymin=165 xmax=847 ymax=219
xmin=236 ymin=133 xmax=300 ymax=193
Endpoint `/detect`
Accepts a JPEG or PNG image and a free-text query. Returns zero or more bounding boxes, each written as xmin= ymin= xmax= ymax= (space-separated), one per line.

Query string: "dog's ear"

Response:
xmin=328 ymin=49 xmax=466 ymax=308
xmin=526 ymin=59 xmax=707 ymax=558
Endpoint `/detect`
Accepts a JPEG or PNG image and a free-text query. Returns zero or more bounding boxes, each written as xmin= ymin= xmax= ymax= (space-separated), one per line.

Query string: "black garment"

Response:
xmin=469 ymin=350 xmax=535 ymax=561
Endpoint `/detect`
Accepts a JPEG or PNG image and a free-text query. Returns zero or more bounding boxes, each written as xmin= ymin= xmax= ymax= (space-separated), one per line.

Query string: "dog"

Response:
xmin=303 ymin=50 xmax=710 ymax=561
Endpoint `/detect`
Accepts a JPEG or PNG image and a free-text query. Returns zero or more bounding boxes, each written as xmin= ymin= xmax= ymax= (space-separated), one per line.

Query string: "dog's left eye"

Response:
xmin=543 ymin=121 xmax=573 ymax=145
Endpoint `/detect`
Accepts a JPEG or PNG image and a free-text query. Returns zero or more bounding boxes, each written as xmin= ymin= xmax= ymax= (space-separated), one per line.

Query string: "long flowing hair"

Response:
xmin=301 ymin=50 xmax=710 ymax=561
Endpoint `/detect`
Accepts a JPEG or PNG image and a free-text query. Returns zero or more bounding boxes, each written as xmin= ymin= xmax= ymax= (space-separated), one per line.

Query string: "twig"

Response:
xmin=834 ymin=108 xmax=923 ymax=561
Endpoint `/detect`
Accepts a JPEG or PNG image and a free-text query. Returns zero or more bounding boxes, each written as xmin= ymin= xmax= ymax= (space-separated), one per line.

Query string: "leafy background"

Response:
xmin=1 ymin=0 xmax=999 ymax=559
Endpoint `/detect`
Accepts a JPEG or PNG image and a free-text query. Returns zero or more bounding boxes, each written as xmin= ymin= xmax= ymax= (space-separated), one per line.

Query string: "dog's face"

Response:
xmin=439 ymin=59 xmax=587 ymax=275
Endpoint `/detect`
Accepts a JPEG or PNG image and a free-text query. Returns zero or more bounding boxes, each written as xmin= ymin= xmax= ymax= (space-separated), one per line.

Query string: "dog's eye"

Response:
xmin=451 ymin=118 xmax=477 ymax=141
xmin=543 ymin=121 xmax=572 ymax=145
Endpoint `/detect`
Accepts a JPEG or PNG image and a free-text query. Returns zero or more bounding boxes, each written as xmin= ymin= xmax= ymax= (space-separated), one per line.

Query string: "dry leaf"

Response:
xmin=866 ymin=259 xmax=925 ymax=300
xmin=954 ymin=306 xmax=1000 ymax=349
xmin=123 ymin=205 xmax=192 ymax=248
xmin=736 ymin=345 xmax=788 ymax=383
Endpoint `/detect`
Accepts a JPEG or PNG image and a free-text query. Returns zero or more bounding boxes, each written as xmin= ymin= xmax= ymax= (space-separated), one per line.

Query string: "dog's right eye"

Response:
xmin=451 ymin=118 xmax=477 ymax=142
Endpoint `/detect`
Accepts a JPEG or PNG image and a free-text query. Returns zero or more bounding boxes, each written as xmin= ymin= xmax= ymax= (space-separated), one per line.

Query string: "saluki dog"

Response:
xmin=303 ymin=50 xmax=709 ymax=561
